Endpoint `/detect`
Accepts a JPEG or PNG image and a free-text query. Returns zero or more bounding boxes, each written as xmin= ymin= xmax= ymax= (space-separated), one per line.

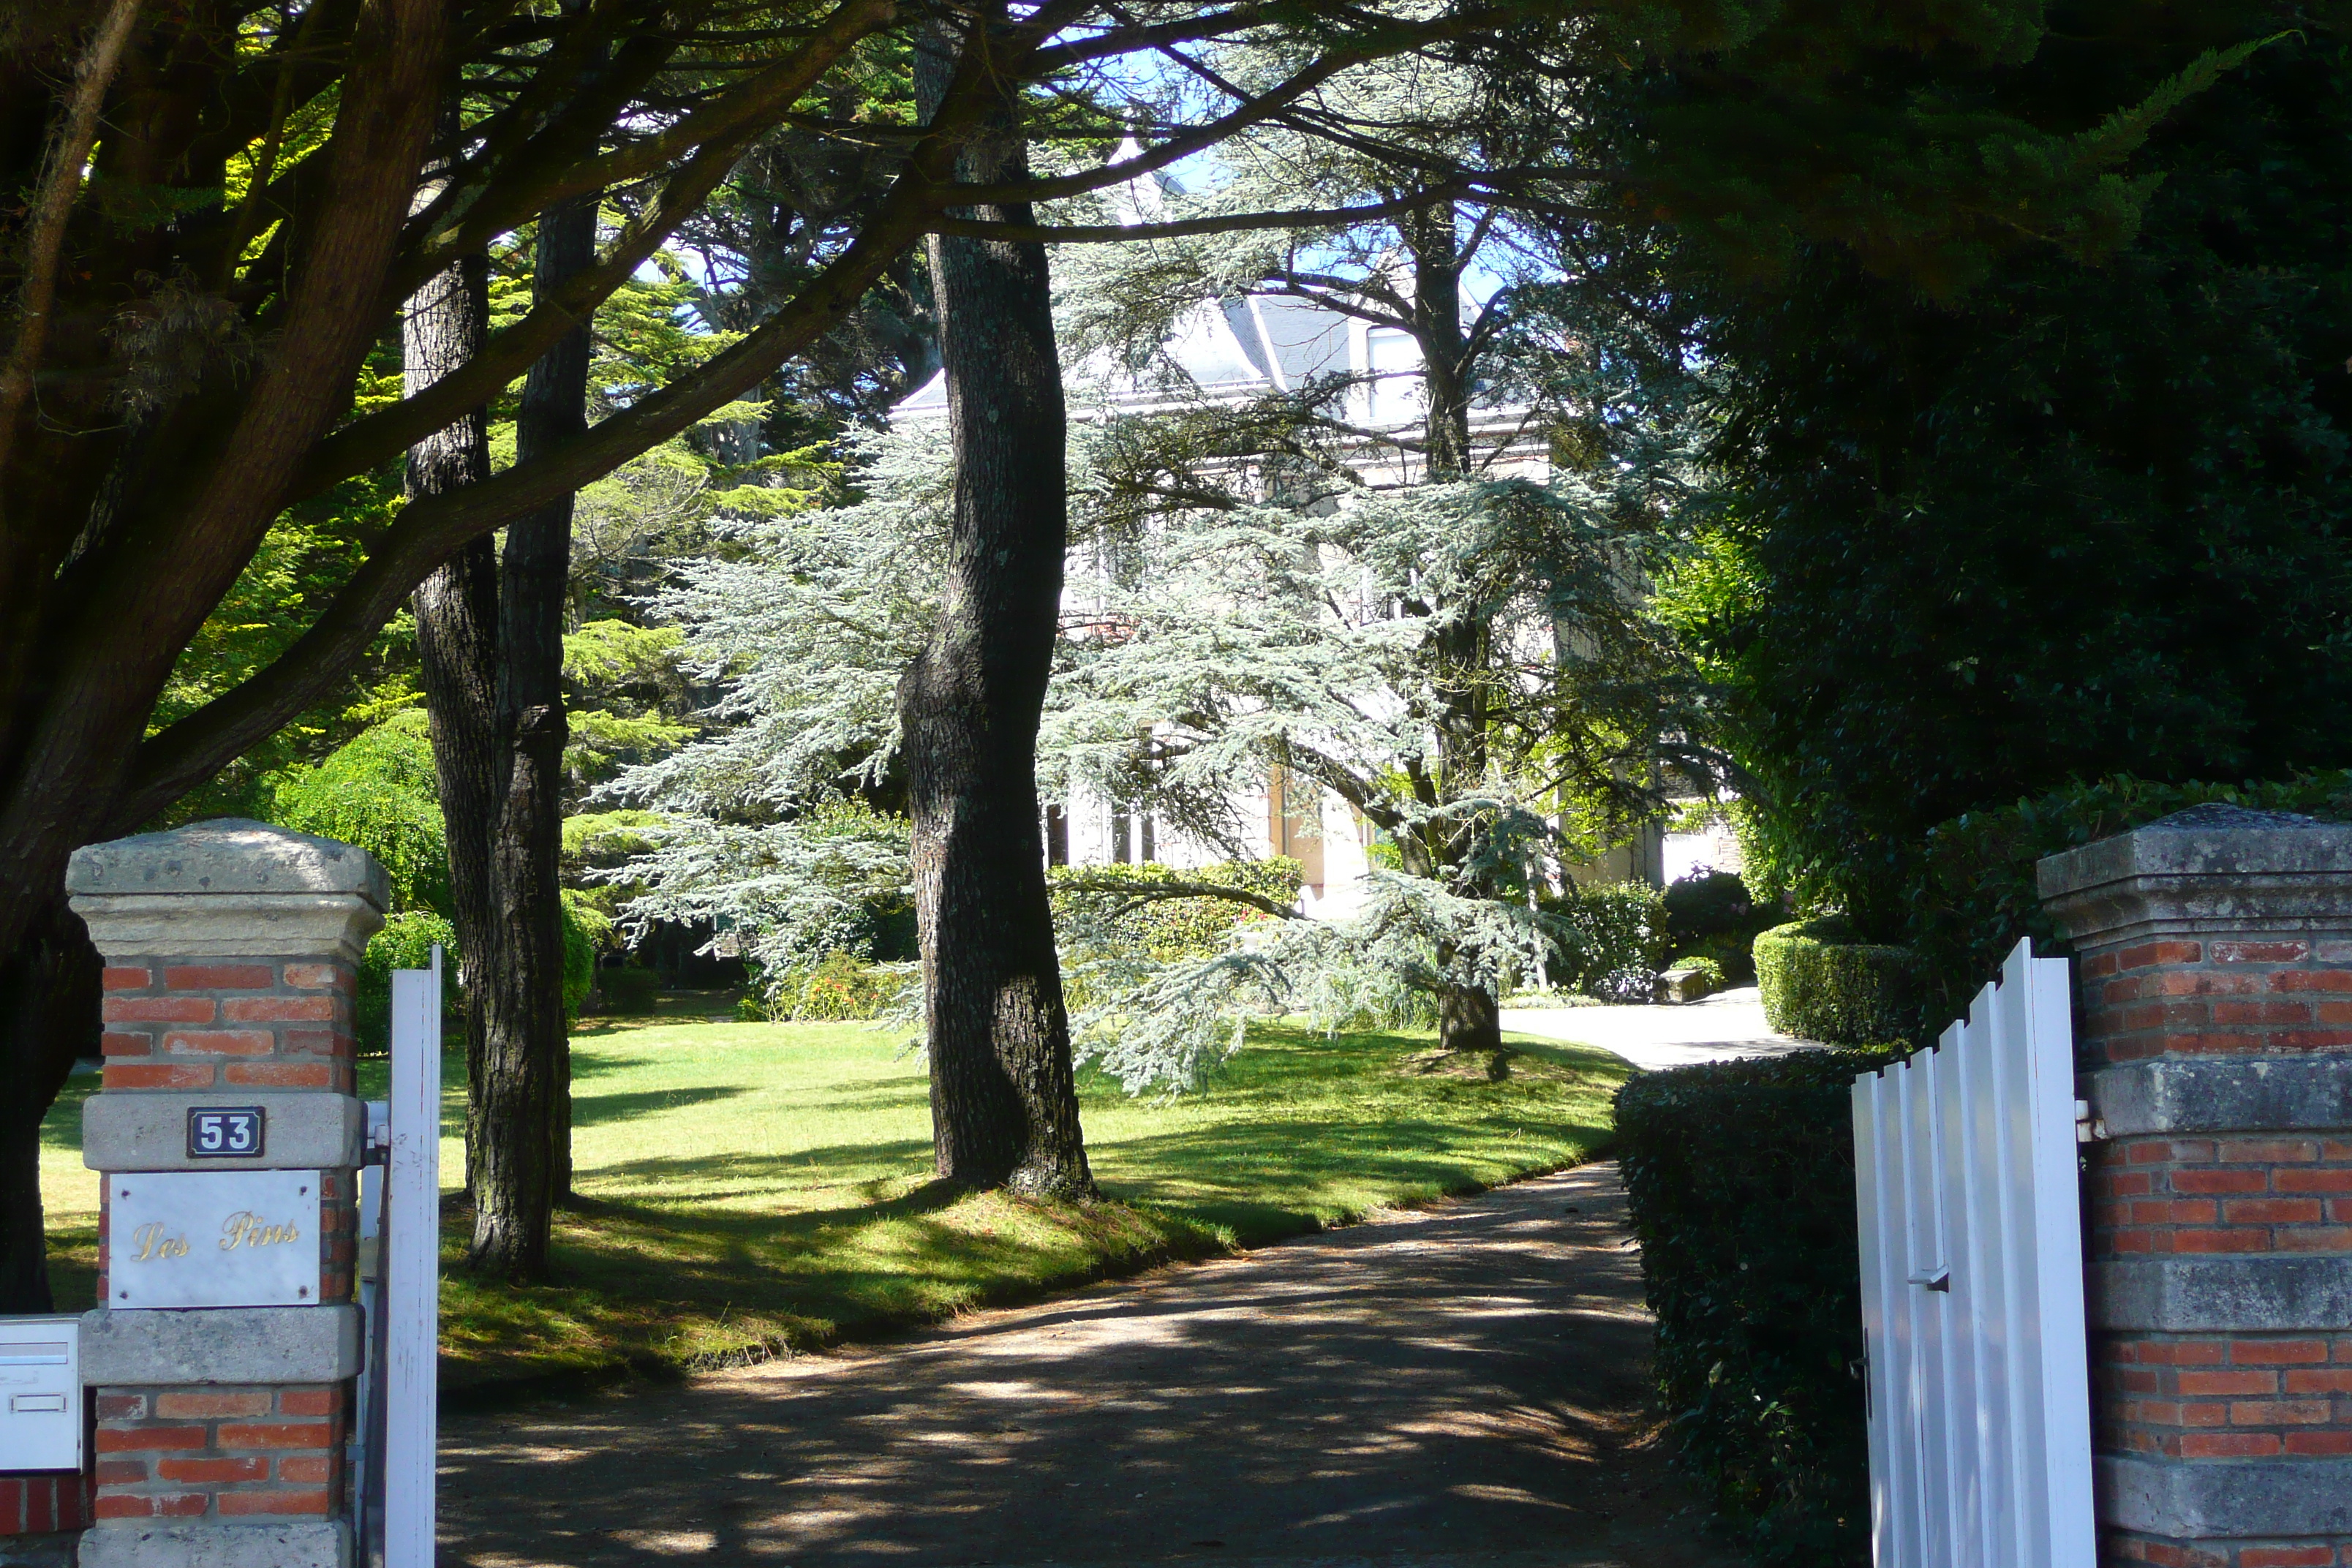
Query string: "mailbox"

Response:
xmin=0 ymin=1316 xmax=80 ymax=1471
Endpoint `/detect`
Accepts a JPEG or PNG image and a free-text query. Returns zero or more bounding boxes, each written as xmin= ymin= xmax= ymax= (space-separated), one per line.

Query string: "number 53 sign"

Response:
xmin=186 ymin=1106 xmax=265 ymax=1159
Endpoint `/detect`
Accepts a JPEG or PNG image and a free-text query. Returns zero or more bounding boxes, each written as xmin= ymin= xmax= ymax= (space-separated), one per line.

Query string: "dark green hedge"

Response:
xmin=1754 ymin=917 xmax=1920 ymax=1045
xmin=1615 ymin=1048 xmax=1898 ymax=1566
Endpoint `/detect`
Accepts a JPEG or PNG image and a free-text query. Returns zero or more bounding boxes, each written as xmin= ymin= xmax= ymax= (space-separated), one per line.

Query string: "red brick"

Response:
xmin=279 ymin=1028 xmax=342 ymax=1057
xmin=2234 ymin=1341 xmax=2330 ymax=1365
xmin=2228 ymin=1398 xmax=2333 ymax=1425
xmin=2276 ymin=1228 xmax=2352 ymax=1253
xmin=2279 ymin=1169 xmax=2352 ymax=1194
xmin=2081 ymin=951 xmax=2120 ymax=979
xmin=2181 ymin=1431 xmax=2283 ymax=1457
xmin=274 ymin=1389 xmax=340 ymax=1417
xmin=2120 ymin=941 xmax=2204 ymax=968
xmin=2283 ymin=1430 xmax=2352 ymax=1455
xmin=96 ymin=1423 xmax=208 ymax=1452
xmin=2214 ymin=1000 xmax=2314 ymax=1025
xmin=2284 ymin=1368 xmax=2352 ymax=1393
xmin=222 ymin=1062 xmax=329 ymax=1088
xmin=2219 ymin=1140 xmax=2322 ymax=1164
xmin=216 ymin=1489 xmax=331 ymax=1517
xmin=2174 ymin=1169 xmax=2272 ymax=1194
xmin=2326 ymin=1140 xmax=2352 ymax=1161
xmin=106 ymin=1491 xmax=209 ymax=1520
xmin=154 ymin=1390 xmax=271 ymax=1420
xmin=99 ymin=1031 xmax=151 ymax=1058
xmin=2125 ymin=1340 xmax=2231 ymax=1367
xmin=2272 ymin=970 xmax=2352 ymax=992
xmin=2211 ymin=941 xmax=2312 ymax=963
xmin=2133 ymin=1199 xmax=2220 ymax=1224
xmin=92 ymin=1460 xmax=147 ymax=1485
xmin=162 ymin=964 xmax=276 ymax=990
xmin=101 ymin=967 xmax=151 ymax=990
xmin=95 ymin=1394 xmax=148 ymax=1420
xmin=2179 ymin=1401 xmax=2231 ymax=1426
xmin=2227 ymin=1199 xmax=2326 ymax=1225
xmin=157 ymin=1455 xmax=269 ymax=1485
xmin=103 ymin=996 xmax=216 ymax=1024
xmin=2239 ymin=1549 xmax=2336 ymax=1567
xmin=162 ymin=1028 xmax=275 ymax=1058
xmin=2170 ymin=1229 xmax=2272 ymax=1254
xmin=105 ymin=1062 xmax=214 ymax=1090
xmin=216 ymin=1422 xmax=333 ymax=1450
xmin=279 ymin=963 xmax=349 ymax=990
xmin=222 ymin=995 xmax=335 ymax=1023
xmin=2179 ymin=1370 xmax=2277 ymax=1396
xmin=276 ymin=1454 xmax=333 ymax=1483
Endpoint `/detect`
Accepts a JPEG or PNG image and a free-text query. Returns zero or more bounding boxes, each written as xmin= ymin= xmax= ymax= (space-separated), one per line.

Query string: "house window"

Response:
xmin=1364 ymin=328 xmax=1420 ymax=427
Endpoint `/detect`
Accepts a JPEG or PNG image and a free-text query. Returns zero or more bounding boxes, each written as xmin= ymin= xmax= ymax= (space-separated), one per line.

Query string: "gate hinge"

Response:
xmin=2075 ymin=1097 xmax=2109 ymax=1144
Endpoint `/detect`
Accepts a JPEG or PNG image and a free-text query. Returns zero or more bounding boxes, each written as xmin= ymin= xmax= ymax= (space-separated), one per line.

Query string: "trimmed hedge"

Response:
xmin=1541 ymin=880 xmax=1671 ymax=1002
xmin=1754 ymin=917 xmax=1920 ymax=1045
xmin=1615 ymin=1048 xmax=1899 ymax=1567
xmin=599 ymin=966 xmax=662 ymax=1014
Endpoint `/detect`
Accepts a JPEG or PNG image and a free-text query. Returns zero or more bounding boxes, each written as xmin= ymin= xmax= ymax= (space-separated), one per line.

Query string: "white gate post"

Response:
xmin=380 ymin=954 xmax=440 ymax=1568
xmin=2041 ymin=804 xmax=2352 ymax=1567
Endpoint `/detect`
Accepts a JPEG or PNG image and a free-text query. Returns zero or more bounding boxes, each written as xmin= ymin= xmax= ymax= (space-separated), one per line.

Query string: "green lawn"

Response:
xmin=42 ymin=1019 xmax=1628 ymax=1391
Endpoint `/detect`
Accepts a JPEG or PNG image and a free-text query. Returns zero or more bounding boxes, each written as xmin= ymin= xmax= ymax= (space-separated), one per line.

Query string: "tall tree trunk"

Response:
xmin=406 ymin=195 xmax=584 ymax=1276
xmin=406 ymin=246 xmax=503 ymax=1202
xmin=505 ymin=190 xmax=597 ymax=1210
xmin=1407 ymin=202 xmax=1502 ymax=1052
xmin=0 ymin=900 xmax=99 ymax=1311
xmin=900 ymin=18 xmax=1091 ymax=1197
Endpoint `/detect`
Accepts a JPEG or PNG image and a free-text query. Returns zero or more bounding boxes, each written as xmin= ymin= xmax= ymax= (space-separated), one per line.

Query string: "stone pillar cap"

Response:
xmin=2039 ymin=803 xmax=2352 ymax=946
xmin=67 ymin=818 xmax=389 ymax=911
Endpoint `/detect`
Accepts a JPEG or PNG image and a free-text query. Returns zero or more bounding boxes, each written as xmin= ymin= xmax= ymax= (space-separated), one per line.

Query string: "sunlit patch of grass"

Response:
xmin=42 ymin=1016 xmax=1628 ymax=1391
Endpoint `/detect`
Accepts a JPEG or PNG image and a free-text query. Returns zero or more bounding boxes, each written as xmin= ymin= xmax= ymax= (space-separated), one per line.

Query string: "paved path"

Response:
xmin=1501 ymin=988 xmax=1809 ymax=1074
xmin=440 ymin=1165 xmax=1747 ymax=1568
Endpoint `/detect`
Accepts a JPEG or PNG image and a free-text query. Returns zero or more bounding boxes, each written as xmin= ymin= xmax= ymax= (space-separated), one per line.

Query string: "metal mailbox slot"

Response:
xmin=0 ymin=1315 xmax=81 ymax=1472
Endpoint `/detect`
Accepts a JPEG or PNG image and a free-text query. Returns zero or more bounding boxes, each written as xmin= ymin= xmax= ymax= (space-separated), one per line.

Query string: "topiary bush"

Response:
xmin=1754 ymin=917 xmax=1921 ymax=1044
xmin=1615 ymin=1048 xmax=1899 ymax=1567
xmin=1542 ymin=880 xmax=1671 ymax=1001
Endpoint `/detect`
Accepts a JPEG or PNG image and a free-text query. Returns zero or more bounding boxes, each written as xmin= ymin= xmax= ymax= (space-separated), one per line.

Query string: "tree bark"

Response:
xmin=900 ymin=17 xmax=1092 ymax=1198
xmin=406 ymin=244 xmax=504 ymax=1208
xmin=0 ymin=901 xmax=99 ymax=1312
xmin=508 ymin=191 xmax=598 ymax=1210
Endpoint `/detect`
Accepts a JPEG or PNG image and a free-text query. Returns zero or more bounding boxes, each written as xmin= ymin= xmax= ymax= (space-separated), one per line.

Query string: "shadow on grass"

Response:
xmin=570 ymin=1084 xmax=755 ymax=1128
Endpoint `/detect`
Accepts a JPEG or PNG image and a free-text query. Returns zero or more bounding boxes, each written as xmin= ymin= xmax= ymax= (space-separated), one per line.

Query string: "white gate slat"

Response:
xmin=1852 ymin=938 xmax=2092 ymax=1568
xmin=384 ymin=949 xmax=442 ymax=1568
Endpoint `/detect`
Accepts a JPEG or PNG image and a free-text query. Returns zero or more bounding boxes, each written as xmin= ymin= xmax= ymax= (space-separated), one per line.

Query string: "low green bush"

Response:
xmin=769 ymin=950 xmax=914 ymax=1022
xmin=1754 ymin=917 xmax=1920 ymax=1045
xmin=1670 ymin=954 xmax=1727 ymax=991
xmin=1664 ymin=869 xmax=1776 ymax=982
xmin=561 ymin=894 xmax=614 ymax=1019
xmin=356 ymin=911 xmax=461 ymax=1055
xmin=1049 ymin=859 xmax=1304 ymax=962
xmin=1615 ymin=1048 xmax=1899 ymax=1567
xmin=599 ymin=966 xmax=662 ymax=1015
xmin=1541 ymin=881 xmax=1671 ymax=1002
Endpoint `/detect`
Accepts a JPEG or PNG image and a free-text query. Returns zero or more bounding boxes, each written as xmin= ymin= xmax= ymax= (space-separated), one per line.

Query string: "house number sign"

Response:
xmin=108 ymin=1170 xmax=321 ymax=1308
xmin=186 ymin=1105 xmax=264 ymax=1159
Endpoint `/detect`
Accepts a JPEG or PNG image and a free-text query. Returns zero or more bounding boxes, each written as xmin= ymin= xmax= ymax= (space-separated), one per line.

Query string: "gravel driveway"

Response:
xmin=440 ymin=1164 xmax=1748 ymax=1568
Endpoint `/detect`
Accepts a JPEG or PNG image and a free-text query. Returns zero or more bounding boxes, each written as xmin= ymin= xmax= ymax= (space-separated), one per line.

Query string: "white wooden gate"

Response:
xmin=1850 ymin=938 xmax=2095 ymax=1568
xmin=352 ymin=949 xmax=442 ymax=1568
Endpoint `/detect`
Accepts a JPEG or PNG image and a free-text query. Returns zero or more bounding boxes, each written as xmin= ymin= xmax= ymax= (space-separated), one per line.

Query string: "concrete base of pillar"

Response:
xmin=77 ymin=1520 xmax=350 ymax=1568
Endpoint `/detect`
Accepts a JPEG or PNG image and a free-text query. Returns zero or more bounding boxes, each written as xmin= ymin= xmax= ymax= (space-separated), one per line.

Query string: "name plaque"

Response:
xmin=108 ymin=1169 xmax=322 ymax=1308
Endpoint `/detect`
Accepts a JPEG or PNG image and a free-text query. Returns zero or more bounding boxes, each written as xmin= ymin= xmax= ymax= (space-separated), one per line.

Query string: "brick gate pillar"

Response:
xmin=66 ymin=820 xmax=387 ymax=1568
xmin=2041 ymin=804 xmax=2352 ymax=1568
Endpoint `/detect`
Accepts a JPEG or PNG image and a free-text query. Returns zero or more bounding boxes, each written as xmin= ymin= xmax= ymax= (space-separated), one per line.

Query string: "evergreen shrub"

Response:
xmin=600 ymin=967 xmax=662 ymax=1014
xmin=766 ymin=950 xmax=913 ymax=1022
xmin=1049 ymin=859 xmax=1304 ymax=962
xmin=1662 ymin=869 xmax=1774 ymax=981
xmin=1754 ymin=918 xmax=1919 ymax=1044
xmin=356 ymin=911 xmax=460 ymax=1055
xmin=271 ymin=711 xmax=448 ymax=913
xmin=1542 ymin=881 xmax=1670 ymax=1002
xmin=1615 ymin=1048 xmax=1898 ymax=1567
